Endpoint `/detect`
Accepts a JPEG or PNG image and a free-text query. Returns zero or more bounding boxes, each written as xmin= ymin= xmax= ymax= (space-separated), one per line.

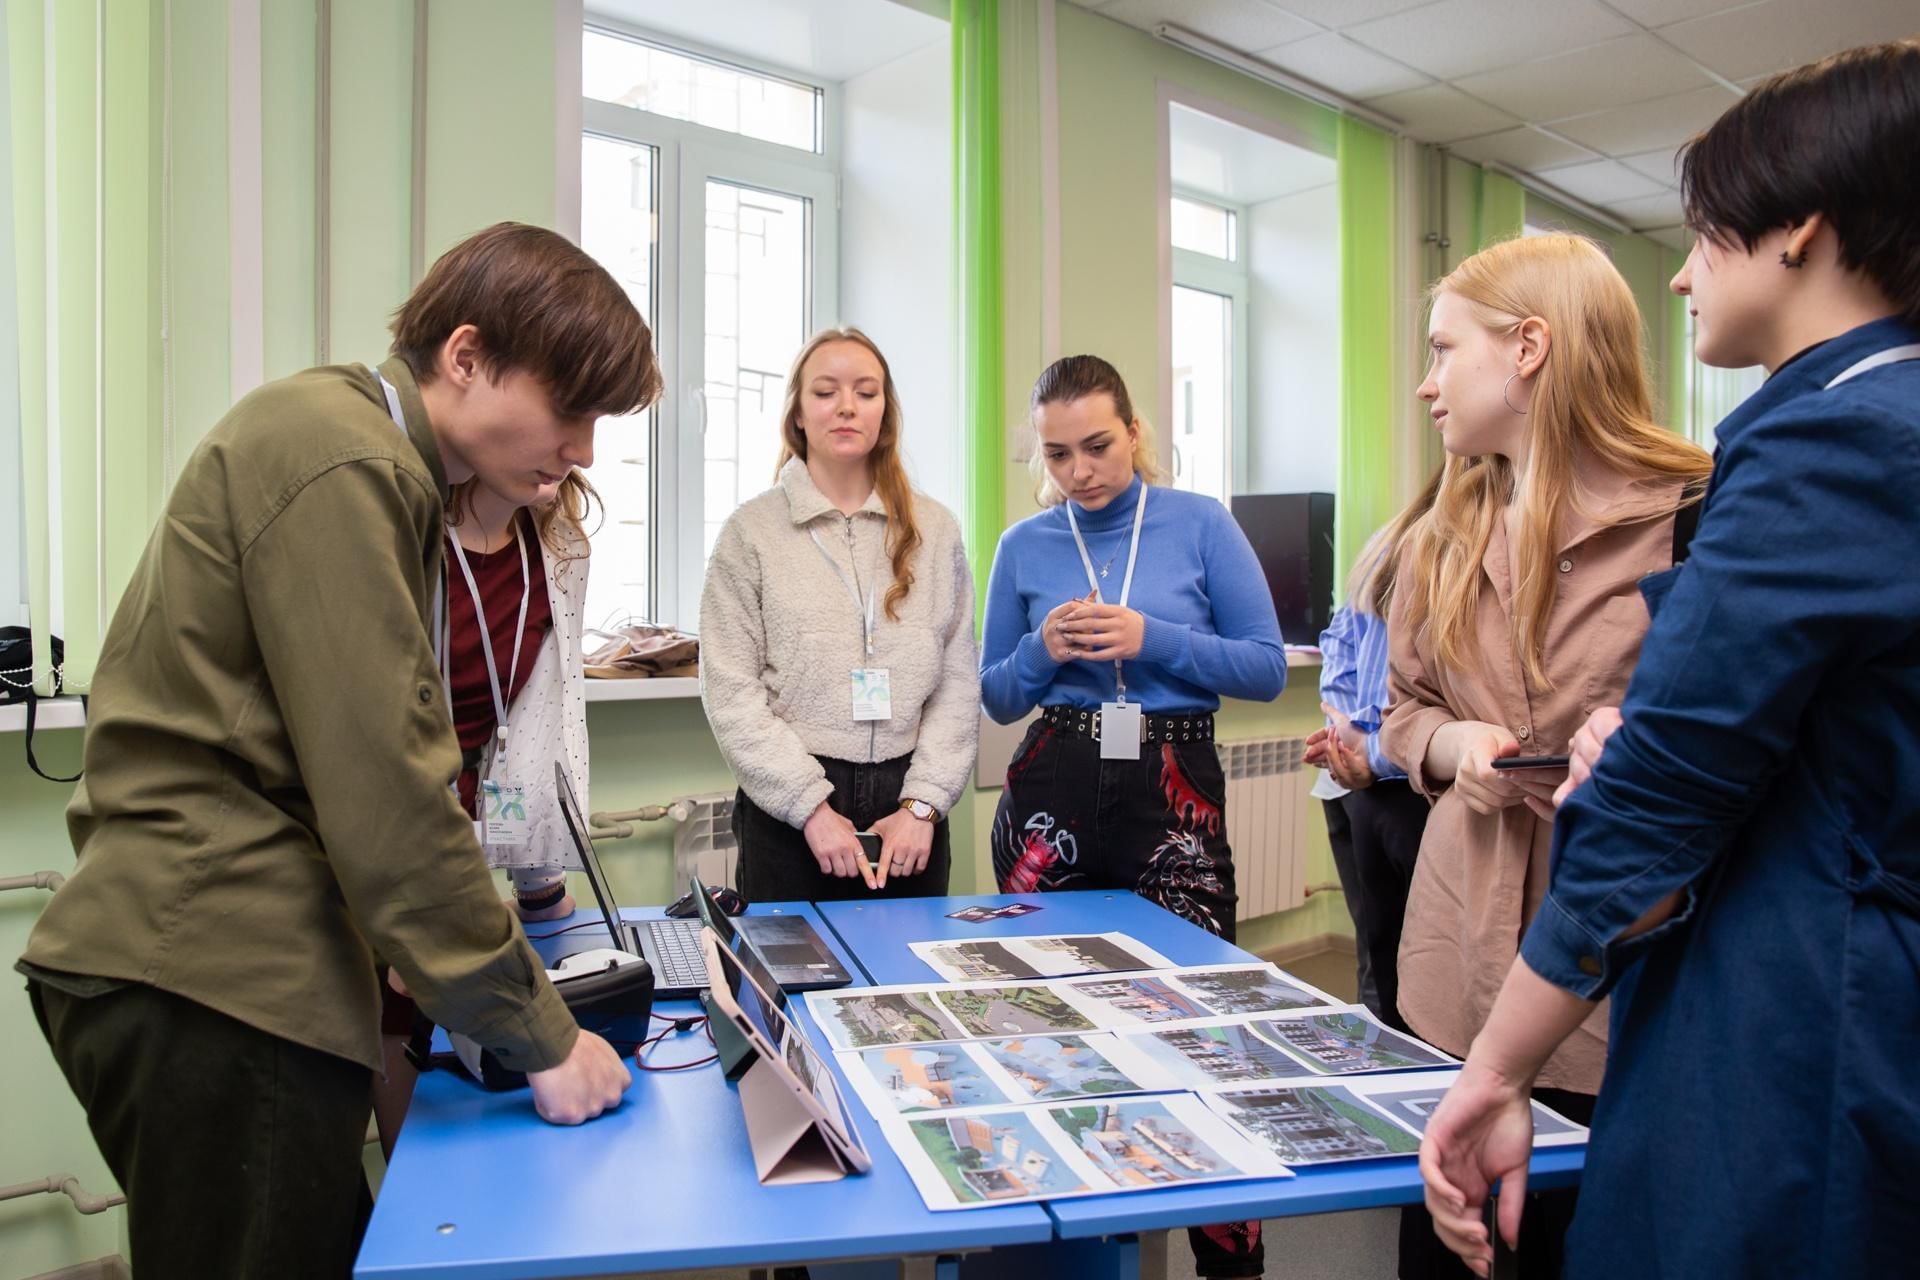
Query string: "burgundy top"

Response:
xmin=445 ymin=512 xmax=553 ymax=813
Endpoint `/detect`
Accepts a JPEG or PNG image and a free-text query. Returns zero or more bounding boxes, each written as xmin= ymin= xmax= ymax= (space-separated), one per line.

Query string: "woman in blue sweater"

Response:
xmin=981 ymin=354 xmax=1286 ymax=1279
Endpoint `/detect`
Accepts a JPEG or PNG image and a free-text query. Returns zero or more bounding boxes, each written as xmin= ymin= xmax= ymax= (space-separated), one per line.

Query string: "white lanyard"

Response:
xmin=1065 ymin=486 xmax=1147 ymax=702
xmin=808 ymin=526 xmax=880 ymax=660
xmin=375 ymin=367 xmax=528 ymax=745
xmin=1825 ymin=344 xmax=1920 ymax=389
xmin=445 ymin=523 xmax=531 ymax=747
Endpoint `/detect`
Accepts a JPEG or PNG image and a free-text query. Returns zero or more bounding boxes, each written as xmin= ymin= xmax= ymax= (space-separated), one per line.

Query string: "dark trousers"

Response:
xmin=1322 ymin=779 xmax=1428 ymax=1034
xmin=28 ymin=979 xmax=374 ymax=1280
xmin=991 ymin=718 xmax=1260 ymax=1278
xmin=1398 ymin=1087 xmax=1598 ymax=1280
xmin=734 ymin=752 xmax=951 ymax=902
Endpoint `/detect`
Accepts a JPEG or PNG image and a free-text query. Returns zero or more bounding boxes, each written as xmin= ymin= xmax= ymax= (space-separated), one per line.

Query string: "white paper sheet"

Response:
xmin=908 ymin=932 xmax=1175 ymax=983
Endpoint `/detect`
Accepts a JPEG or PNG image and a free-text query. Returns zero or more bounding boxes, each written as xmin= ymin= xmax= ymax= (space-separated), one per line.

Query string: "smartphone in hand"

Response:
xmin=855 ymin=831 xmax=883 ymax=867
xmin=1490 ymin=755 xmax=1570 ymax=772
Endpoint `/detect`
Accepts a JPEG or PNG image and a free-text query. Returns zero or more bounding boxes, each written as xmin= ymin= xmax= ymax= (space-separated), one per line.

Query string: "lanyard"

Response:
xmin=1065 ymin=485 xmax=1147 ymax=702
xmin=375 ymin=367 xmax=529 ymax=745
xmin=808 ymin=525 xmax=880 ymax=660
xmin=1825 ymin=343 xmax=1920 ymax=389
xmin=445 ymin=523 xmax=531 ymax=746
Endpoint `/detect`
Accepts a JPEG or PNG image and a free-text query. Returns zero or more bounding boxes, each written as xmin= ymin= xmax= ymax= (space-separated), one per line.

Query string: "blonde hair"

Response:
xmin=775 ymin=328 xmax=921 ymax=621
xmin=1027 ymin=354 xmax=1164 ymax=507
xmin=1346 ymin=464 xmax=1442 ymax=619
xmin=1398 ymin=235 xmax=1712 ymax=688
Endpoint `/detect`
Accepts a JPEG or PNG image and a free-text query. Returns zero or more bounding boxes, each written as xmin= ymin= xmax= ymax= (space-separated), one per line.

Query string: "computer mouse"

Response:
xmin=664 ymin=885 xmax=747 ymax=918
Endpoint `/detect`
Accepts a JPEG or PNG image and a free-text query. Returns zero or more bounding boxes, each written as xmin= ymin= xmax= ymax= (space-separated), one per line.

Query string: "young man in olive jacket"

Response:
xmin=17 ymin=223 xmax=662 ymax=1278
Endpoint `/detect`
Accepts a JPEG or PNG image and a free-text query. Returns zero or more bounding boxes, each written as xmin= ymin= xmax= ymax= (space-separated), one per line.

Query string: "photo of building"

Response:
xmin=1053 ymin=1101 xmax=1241 ymax=1187
xmin=978 ymin=1035 xmax=1145 ymax=1101
xmin=1255 ymin=1013 xmax=1454 ymax=1075
xmin=922 ymin=941 xmax=1043 ymax=981
xmin=1135 ymin=1022 xmax=1298 ymax=1084
xmin=1025 ymin=934 xmax=1156 ymax=975
xmin=821 ymin=991 xmax=966 ymax=1048
xmin=1068 ymin=975 xmax=1210 ymax=1022
xmin=907 ymin=1112 xmax=1089 ymax=1204
xmin=1173 ymin=966 xmax=1330 ymax=1015
xmin=859 ymin=1045 xmax=1002 ymax=1112
xmin=1214 ymin=1086 xmax=1420 ymax=1164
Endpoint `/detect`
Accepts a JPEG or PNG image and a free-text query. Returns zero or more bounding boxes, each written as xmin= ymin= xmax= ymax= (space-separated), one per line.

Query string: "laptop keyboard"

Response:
xmin=644 ymin=919 xmax=710 ymax=991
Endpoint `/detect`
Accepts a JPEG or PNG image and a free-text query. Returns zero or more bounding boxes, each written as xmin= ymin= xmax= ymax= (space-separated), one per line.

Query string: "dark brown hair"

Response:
xmin=1028 ymin=355 xmax=1163 ymax=506
xmin=1680 ymin=39 xmax=1920 ymax=322
xmin=776 ymin=328 xmax=922 ymax=621
xmin=390 ymin=222 xmax=665 ymax=418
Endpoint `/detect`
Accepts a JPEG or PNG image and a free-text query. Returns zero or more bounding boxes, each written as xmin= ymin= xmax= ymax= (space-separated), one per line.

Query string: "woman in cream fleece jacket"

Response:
xmin=700 ymin=328 xmax=979 ymax=902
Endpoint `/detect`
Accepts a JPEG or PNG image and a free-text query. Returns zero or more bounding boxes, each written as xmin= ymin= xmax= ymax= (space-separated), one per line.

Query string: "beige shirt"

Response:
xmin=1381 ymin=478 xmax=1684 ymax=1093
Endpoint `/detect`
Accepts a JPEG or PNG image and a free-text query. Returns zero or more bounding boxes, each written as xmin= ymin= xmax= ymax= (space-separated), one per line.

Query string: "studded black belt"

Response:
xmin=1040 ymin=703 xmax=1215 ymax=744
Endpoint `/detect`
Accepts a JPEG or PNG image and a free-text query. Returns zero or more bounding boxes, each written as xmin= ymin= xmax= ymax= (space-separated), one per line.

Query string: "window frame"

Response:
xmin=581 ymin=20 xmax=842 ymax=629
xmin=1170 ymin=188 xmax=1250 ymax=501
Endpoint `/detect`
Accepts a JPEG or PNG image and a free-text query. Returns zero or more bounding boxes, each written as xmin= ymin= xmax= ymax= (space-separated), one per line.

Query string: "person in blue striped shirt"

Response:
xmin=1305 ymin=468 xmax=1439 ymax=1034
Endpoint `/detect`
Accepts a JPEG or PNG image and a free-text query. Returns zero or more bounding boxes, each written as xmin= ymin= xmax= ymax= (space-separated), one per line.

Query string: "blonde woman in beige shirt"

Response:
xmin=1381 ymin=234 xmax=1711 ymax=1275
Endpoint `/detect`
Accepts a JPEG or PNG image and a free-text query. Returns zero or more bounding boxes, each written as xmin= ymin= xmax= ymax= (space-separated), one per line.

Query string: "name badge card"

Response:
xmin=481 ymin=778 xmax=531 ymax=847
xmin=1099 ymin=701 xmax=1142 ymax=760
xmin=852 ymin=668 xmax=893 ymax=722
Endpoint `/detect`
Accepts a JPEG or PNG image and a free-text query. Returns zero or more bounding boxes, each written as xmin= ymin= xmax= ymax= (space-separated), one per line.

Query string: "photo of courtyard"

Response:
xmin=979 ymin=1035 xmax=1144 ymax=1101
xmin=1052 ymin=1101 xmax=1243 ymax=1187
xmin=937 ymin=985 xmax=1096 ymax=1038
xmin=820 ymin=991 xmax=966 ymax=1048
xmin=860 ymin=1044 xmax=1003 ymax=1112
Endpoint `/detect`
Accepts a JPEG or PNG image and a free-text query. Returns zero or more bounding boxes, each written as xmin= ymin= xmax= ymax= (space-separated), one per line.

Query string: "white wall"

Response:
xmin=839 ymin=35 xmax=958 ymax=521
xmin=1245 ymin=182 xmax=1341 ymax=498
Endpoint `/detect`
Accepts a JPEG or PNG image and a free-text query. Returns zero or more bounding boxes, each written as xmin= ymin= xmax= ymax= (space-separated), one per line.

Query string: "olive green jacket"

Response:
xmin=21 ymin=358 xmax=578 ymax=1073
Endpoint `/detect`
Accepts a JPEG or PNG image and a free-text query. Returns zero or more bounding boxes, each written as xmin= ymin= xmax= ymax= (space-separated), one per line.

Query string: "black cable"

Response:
xmin=523 ymin=919 xmax=612 ymax=941
xmin=634 ymin=1012 xmax=718 ymax=1072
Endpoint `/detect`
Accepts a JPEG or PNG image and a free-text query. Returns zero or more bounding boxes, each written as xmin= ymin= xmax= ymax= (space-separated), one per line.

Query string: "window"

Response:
xmin=1171 ymin=195 xmax=1237 ymax=262
xmin=579 ymin=25 xmax=838 ymax=629
xmin=1169 ymin=191 xmax=1247 ymax=507
xmin=582 ymin=30 xmax=822 ymax=154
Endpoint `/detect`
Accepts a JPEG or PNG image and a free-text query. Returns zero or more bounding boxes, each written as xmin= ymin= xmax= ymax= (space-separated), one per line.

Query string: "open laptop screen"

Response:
xmin=692 ymin=873 xmax=790 ymax=1017
xmin=553 ymin=761 xmax=635 ymax=956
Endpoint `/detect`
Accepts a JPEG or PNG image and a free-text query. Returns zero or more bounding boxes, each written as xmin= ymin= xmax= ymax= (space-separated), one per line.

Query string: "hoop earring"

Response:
xmin=1502 ymin=373 xmax=1529 ymax=415
xmin=1779 ymin=250 xmax=1806 ymax=269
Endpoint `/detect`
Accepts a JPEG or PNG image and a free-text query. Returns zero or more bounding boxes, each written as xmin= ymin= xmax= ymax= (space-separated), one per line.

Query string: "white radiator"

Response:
xmin=1221 ymin=735 xmax=1316 ymax=922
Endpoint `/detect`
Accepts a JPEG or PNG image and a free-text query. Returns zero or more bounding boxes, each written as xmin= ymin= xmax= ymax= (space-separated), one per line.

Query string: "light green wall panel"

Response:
xmin=422 ymin=0 xmax=558 ymax=260
xmin=325 ymin=0 xmax=413 ymax=366
xmin=263 ymin=0 xmax=317 ymax=380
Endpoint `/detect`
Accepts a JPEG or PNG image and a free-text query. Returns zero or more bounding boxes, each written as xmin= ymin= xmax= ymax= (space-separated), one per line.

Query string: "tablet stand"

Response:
xmin=736 ymin=1055 xmax=850 ymax=1185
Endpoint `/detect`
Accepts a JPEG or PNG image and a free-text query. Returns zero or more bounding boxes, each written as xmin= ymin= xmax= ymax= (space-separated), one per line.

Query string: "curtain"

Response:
xmin=952 ymin=0 xmax=1002 ymax=618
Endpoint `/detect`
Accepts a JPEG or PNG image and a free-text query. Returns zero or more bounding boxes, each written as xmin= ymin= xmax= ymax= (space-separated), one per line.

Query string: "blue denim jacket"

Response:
xmin=1521 ymin=316 xmax=1920 ymax=1278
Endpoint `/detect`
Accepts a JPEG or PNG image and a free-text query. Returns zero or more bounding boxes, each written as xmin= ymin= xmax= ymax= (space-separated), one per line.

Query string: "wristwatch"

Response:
xmin=900 ymin=798 xmax=938 ymax=823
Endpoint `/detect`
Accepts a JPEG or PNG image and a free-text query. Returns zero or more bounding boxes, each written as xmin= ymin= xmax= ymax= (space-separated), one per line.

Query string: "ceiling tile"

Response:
xmin=1454 ymin=34 xmax=1713 ymax=120
xmin=1647 ymin=225 xmax=1694 ymax=253
xmin=1618 ymin=146 xmax=1684 ymax=185
xmin=1269 ymin=0 xmax=1440 ymax=27
xmin=1099 ymin=0 xmax=1320 ymax=50
xmin=1363 ymin=81 xmax=1521 ymax=141
xmin=1605 ymin=0 xmax=1757 ymax=23
xmin=1532 ymin=157 xmax=1668 ymax=206
xmin=1657 ymin=0 xmax=1920 ymax=82
xmin=1449 ymin=126 xmax=1602 ymax=171
xmin=1342 ymin=0 xmax=1635 ymax=80
xmin=1546 ymin=83 xmax=1742 ymax=153
xmin=1252 ymin=32 xmax=1433 ymax=98
xmin=1604 ymin=190 xmax=1689 ymax=228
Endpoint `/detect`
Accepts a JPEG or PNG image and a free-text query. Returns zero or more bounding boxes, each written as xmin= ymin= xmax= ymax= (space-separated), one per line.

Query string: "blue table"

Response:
xmin=815 ymin=892 xmax=1586 ymax=1278
xmin=354 ymin=903 xmax=1054 ymax=1279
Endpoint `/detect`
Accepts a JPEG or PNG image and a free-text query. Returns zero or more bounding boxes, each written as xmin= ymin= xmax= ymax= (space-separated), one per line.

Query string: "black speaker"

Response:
xmin=1229 ymin=492 xmax=1335 ymax=645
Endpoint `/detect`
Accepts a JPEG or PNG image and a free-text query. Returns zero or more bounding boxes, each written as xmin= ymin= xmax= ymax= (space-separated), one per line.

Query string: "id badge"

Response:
xmin=1099 ymin=701 xmax=1143 ymax=760
xmin=852 ymin=668 xmax=893 ymax=722
xmin=481 ymin=779 xmax=531 ymax=848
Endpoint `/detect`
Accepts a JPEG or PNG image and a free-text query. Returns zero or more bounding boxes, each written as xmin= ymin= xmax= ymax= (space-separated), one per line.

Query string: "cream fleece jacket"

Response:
xmin=699 ymin=457 xmax=980 ymax=828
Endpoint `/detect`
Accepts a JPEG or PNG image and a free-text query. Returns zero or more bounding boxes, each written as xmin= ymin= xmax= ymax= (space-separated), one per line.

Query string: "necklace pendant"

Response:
xmin=1100 ymin=566 xmax=1110 ymax=578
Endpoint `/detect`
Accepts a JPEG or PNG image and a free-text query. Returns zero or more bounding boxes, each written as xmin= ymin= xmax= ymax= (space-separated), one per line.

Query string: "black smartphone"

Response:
xmin=855 ymin=832 xmax=883 ymax=867
xmin=1490 ymin=755 xmax=1570 ymax=772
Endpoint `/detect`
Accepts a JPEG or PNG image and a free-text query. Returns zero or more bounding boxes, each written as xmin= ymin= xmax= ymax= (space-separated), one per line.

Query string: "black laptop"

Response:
xmin=553 ymin=763 xmax=852 ymax=999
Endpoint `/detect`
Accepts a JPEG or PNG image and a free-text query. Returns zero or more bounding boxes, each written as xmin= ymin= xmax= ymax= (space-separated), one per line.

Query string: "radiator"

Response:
xmin=1221 ymin=735 xmax=1316 ymax=921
